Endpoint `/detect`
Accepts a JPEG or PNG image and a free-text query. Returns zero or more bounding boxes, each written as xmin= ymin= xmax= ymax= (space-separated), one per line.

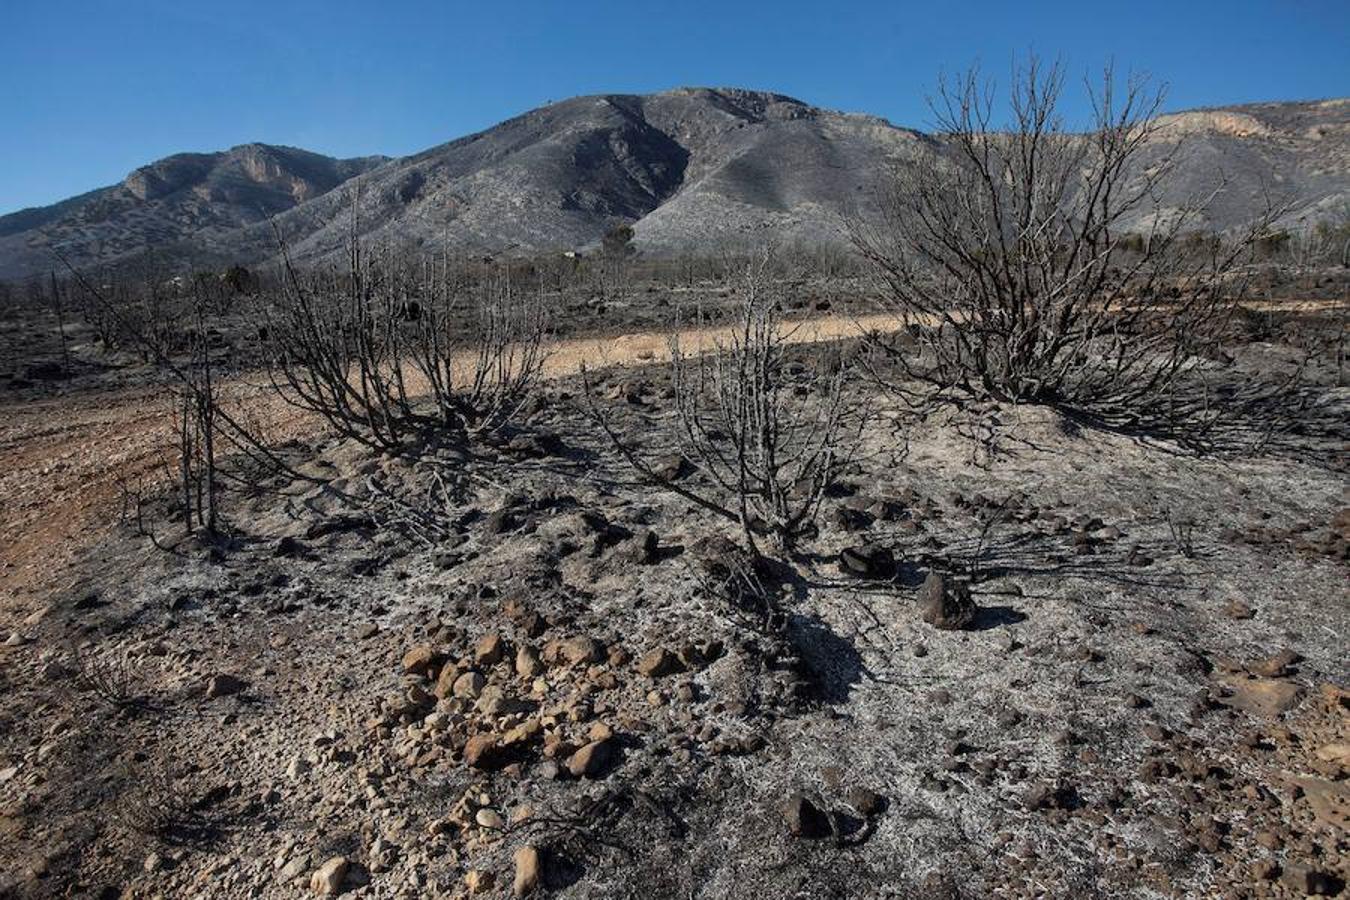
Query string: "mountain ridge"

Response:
xmin=2 ymin=88 xmax=1346 ymax=282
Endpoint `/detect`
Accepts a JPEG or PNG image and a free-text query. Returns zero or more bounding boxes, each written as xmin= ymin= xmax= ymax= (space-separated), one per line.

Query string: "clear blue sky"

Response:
xmin=2 ymin=0 xmax=1347 ymax=214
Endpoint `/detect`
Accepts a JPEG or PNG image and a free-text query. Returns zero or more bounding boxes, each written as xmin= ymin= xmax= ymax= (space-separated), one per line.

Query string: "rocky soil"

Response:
xmin=0 ymin=304 xmax=1347 ymax=899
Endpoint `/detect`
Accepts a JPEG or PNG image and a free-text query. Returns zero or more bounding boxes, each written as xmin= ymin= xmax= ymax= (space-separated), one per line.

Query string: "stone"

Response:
xmin=513 ymin=845 xmax=543 ymax=896
xmin=838 ymin=544 xmax=895 ymax=580
xmin=205 ymin=674 xmax=246 ymax=699
xmin=621 ymin=528 xmax=660 ymax=565
xmin=476 ymin=808 xmax=505 ymax=829
xmin=402 ymin=645 xmax=442 ymax=677
xmin=781 ymin=792 xmax=830 ymax=838
xmin=1023 ymin=782 xmax=1077 ymax=811
xmin=433 ymin=664 xmax=461 ymax=699
xmin=636 ymin=647 xmax=683 ymax=678
xmin=567 ymin=739 xmax=614 ymax=778
xmin=464 ymin=734 xmax=508 ymax=770
xmin=309 ymin=856 xmax=348 ymax=896
xmin=1220 ymin=677 xmax=1305 ymax=717
xmin=278 ymin=855 xmax=309 ymax=882
xmin=475 ymin=633 xmax=507 ymax=667
xmin=501 ymin=718 xmax=542 ymax=748
xmin=475 ymin=685 xmax=508 ymax=716
xmin=1251 ymin=648 xmax=1301 ymax=678
xmin=515 ymin=646 xmax=544 ymax=679
xmin=918 ymin=573 xmax=977 ymax=630
xmin=560 ymin=636 xmax=604 ymax=666
xmin=453 ymin=671 xmax=486 ymax=699
xmin=466 ymin=870 xmax=495 ymax=894
xmin=845 ymin=787 xmax=885 ymax=817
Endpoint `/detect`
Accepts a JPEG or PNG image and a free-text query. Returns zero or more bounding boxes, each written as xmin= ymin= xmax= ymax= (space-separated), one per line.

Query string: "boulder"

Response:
xmin=452 ymin=671 xmax=486 ymax=699
xmin=838 ymin=544 xmax=895 ymax=579
xmin=433 ymin=664 xmax=461 ymax=699
xmin=463 ymin=734 xmax=509 ymax=770
xmin=566 ymin=739 xmax=614 ymax=778
xmin=781 ymin=792 xmax=830 ymax=838
xmin=917 ymin=573 xmax=977 ymax=630
xmin=205 ymin=674 xmax=246 ymax=699
xmin=560 ymin=636 xmax=604 ymax=666
xmin=513 ymin=845 xmax=543 ymax=896
xmin=309 ymin=856 xmax=348 ymax=896
xmin=636 ymin=647 xmax=683 ymax=678
xmin=515 ymin=646 xmax=544 ymax=679
xmin=401 ymin=645 xmax=442 ymax=677
xmin=474 ymin=633 xmax=507 ymax=667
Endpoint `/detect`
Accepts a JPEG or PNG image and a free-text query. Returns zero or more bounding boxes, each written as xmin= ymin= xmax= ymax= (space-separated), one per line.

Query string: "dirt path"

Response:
xmin=0 ymin=313 xmax=899 ymax=609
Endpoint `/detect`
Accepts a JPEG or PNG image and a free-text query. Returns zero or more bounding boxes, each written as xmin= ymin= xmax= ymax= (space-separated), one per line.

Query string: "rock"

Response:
xmin=402 ymin=645 xmax=442 ymax=677
xmin=918 ymin=573 xmax=977 ymax=630
xmin=636 ymin=647 xmax=683 ymax=678
xmin=566 ymin=739 xmax=614 ymax=778
xmin=501 ymin=718 xmax=543 ymax=748
xmin=465 ymin=870 xmax=495 ymax=894
xmin=1221 ymin=677 xmax=1305 ymax=717
xmin=651 ymin=454 xmax=690 ymax=482
xmin=475 ymin=808 xmax=505 ymax=829
xmin=845 ymin=787 xmax=885 ymax=817
xmin=512 ymin=845 xmax=543 ymax=896
xmin=205 ymin=674 xmax=246 ymax=699
xmin=560 ymin=636 xmax=604 ymax=666
xmin=464 ymin=734 xmax=509 ymax=770
xmin=474 ymin=684 xmax=508 ymax=716
xmin=838 ymin=544 xmax=895 ymax=580
xmin=515 ymin=646 xmax=544 ymax=679
xmin=278 ymin=855 xmax=309 ymax=882
xmin=309 ymin=856 xmax=348 ymax=896
xmin=475 ymin=633 xmax=507 ymax=667
xmin=781 ymin=792 xmax=830 ymax=838
xmin=1023 ymin=782 xmax=1077 ymax=811
xmin=1251 ymin=648 xmax=1301 ymax=678
xmin=433 ymin=664 xmax=461 ymax=699
xmin=832 ymin=506 xmax=874 ymax=533
xmin=452 ymin=671 xmax=486 ymax=699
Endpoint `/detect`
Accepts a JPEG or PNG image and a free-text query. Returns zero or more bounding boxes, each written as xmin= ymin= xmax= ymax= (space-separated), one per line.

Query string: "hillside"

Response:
xmin=1 ymin=90 xmax=1347 ymax=282
xmin=0 ymin=144 xmax=386 ymax=281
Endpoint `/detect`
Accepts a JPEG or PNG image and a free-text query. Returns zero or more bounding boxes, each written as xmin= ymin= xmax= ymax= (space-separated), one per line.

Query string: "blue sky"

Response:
xmin=1 ymin=0 xmax=1347 ymax=214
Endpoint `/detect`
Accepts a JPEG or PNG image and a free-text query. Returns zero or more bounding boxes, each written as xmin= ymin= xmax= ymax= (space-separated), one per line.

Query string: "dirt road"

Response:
xmin=0 ymin=314 xmax=898 ymax=608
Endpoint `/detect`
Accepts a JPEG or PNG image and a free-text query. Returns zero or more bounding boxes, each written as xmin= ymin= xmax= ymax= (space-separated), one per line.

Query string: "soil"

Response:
xmin=0 ymin=285 xmax=1346 ymax=899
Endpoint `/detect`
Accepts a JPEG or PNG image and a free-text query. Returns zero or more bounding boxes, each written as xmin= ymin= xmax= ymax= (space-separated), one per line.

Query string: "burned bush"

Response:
xmin=265 ymin=239 xmax=548 ymax=451
xmin=850 ymin=56 xmax=1284 ymax=435
xmin=586 ymin=250 xmax=864 ymax=554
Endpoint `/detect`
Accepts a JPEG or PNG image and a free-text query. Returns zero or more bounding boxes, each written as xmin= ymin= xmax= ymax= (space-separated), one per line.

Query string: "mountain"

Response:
xmin=0 ymin=144 xmax=386 ymax=281
xmin=2 ymin=90 xmax=1347 ymax=282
